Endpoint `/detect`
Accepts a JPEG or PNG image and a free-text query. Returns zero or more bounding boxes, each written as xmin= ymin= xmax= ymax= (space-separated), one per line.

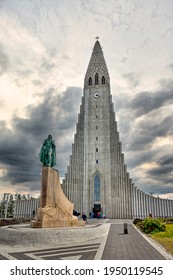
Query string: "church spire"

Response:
xmin=84 ymin=39 xmax=110 ymax=88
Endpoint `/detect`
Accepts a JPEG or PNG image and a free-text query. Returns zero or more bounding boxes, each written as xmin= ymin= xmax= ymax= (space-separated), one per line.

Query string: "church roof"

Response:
xmin=85 ymin=39 xmax=109 ymax=79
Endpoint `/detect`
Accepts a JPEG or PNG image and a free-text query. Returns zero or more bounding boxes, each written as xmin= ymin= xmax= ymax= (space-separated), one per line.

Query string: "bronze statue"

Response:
xmin=39 ymin=135 xmax=56 ymax=167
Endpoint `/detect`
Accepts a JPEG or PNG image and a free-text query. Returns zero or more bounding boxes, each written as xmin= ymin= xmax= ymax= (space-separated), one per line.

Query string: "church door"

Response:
xmin=93 ymin=175 xmax=101 ymax=217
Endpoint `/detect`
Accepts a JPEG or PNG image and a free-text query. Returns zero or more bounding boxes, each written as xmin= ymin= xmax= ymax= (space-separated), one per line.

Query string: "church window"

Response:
xmin=96 ymin=126 xmax=98 ymax=129
xmin=102 ymin=76 xmax=105 ymax=84
xmin=96 ymin=137 xmax=98 ymax=140
xmin=94 ymin=175 xmax=100 ymax=201
xmin=88 ymin=77 xmax=92 ymax=85
xmin=95 ymin=73 xmax=99 ymax=85
xmin=96 ymin=148 xmax=98 ymax=152
xmin=96 ymin=115 xmax=98 ymax=119
xmin=96 ymin=160 xmax=98 ymax=164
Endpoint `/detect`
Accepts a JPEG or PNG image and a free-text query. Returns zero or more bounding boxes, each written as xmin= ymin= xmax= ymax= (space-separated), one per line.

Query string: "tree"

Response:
xmin=0 ymin=200 xmax=5 ymax=218
xmin=7 ymin=195 xmax=15 ymax=218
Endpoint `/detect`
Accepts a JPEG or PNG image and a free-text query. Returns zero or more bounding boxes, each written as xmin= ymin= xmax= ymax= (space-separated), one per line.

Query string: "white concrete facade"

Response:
xmin=14 ymin=198 xmax=40 ymax=219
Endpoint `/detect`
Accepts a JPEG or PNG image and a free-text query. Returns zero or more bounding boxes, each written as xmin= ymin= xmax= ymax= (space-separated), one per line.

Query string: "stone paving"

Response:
xmin=102 ymin=224 xmax=165 ymax=260
xmin=0 ymin=219 xmax=172 ymax=260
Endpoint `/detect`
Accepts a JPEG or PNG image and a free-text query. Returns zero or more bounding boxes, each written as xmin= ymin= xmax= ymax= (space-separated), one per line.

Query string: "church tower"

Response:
xmin=62 ymin=39 xmax=133 ymax=218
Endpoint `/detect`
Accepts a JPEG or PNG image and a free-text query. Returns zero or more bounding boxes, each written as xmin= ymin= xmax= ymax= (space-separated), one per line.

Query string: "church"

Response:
xmin=62 ymin=39 xmax=173 ymax=219
xmin=14 ymin=39 xmax=173 ymax=220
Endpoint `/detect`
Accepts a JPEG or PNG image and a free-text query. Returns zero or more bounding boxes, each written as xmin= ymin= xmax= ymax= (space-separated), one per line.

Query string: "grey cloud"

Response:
xmin=142 ymin=115 xmax=173 ymax=138
xmin=148 ymin=154 xmax=173 ymax=182
xmin=62 ymin=54 xmax=71 ymax=61
xmin=117 ymin=81 xmax=173 ymax=152
xmin=127 ymin=80 xmax=173 ymax=117
xmin=168 ymin=63 xmax=173 ymax=70
xmin=25 ymin=86 xmax=82 ymax=135
xmin=0 ymin=0 xmax=5 ymax=5
xmin=16 ymin=69 xmax=32 ymax=77
xmin=40 ymin=59 xmax=55 ymax=71
xmin=157 ymin=155 xmax=173 ymax=166
xmin=32 ymin=80 xmax=42 ymax=86
xmin=113 ymin=79 xmax=173 ymax=186
xmin=148 ymin=166 xmax=173 ymax=176
xmin=115 ymin=79 xmax=173 ymax=115
xmin=159 ymin=79 xmax=173 ymax=89
xmin=125 ymin=150 xmax=155 ymax=169
xmin=147 ymin=165 xmax=173 ymax=190
xmin=0 ymin=47 xmax=9 ymax=75
xmin=48 ymin=48 xmax=57 ymax=57
xmin=129 ymin=151 xmax=173 ymax=195
xmin=0 ymin=120 xmax=39 ymax=185
xmin=130 ymin=90 xmax=172 ymax=117
xmin=116 ymin=79 xmax=173 ymax=196
xmin=125 ymin=173 xmax=173 ymax=195
xmin=141 ymin=184 xmax=173 ymax=196
xmin=123 ymin=72 xmax=140 ymax=88
xmin=0 ymin=86 xmax=82 ymax=189
xmin=126 ymin=115 xmax=173 ymax=152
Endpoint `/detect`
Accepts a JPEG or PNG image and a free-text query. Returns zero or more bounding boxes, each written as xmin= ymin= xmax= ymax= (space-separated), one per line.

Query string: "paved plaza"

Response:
xmin=0 ymin=219 xmax=172 ymax=260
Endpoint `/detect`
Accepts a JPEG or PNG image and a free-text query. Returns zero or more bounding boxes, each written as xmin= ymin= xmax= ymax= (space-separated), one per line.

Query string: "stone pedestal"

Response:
xmin=31 ymin=166 xmax=84 ymax=228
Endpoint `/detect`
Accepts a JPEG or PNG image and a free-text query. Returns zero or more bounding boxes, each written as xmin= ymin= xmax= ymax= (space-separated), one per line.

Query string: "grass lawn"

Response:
xmin=149 ymin=224 xmax=173 ymax=255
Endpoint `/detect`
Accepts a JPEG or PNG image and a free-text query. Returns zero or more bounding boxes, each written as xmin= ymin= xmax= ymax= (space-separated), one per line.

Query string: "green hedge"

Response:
xmin=136 ymin=218 xmax=166 ymax=234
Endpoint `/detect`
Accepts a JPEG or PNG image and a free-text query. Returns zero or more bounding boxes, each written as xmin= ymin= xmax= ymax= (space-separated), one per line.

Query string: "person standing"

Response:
xmin=82 ymin=212 xmax=87 ymax=223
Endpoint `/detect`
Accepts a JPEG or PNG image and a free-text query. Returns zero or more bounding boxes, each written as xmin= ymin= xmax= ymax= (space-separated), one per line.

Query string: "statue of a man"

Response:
xmin=39 ymin=135 xmax=56 ymax=167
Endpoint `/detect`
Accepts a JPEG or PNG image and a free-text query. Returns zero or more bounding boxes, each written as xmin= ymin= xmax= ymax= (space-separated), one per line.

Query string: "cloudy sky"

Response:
xmin=0 ymin=0 xmax=173 ymax=199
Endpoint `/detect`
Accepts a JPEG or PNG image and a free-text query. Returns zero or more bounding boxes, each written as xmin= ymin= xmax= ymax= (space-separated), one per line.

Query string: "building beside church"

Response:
xmin=62 ymin=39 xmax=173 ymax=219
